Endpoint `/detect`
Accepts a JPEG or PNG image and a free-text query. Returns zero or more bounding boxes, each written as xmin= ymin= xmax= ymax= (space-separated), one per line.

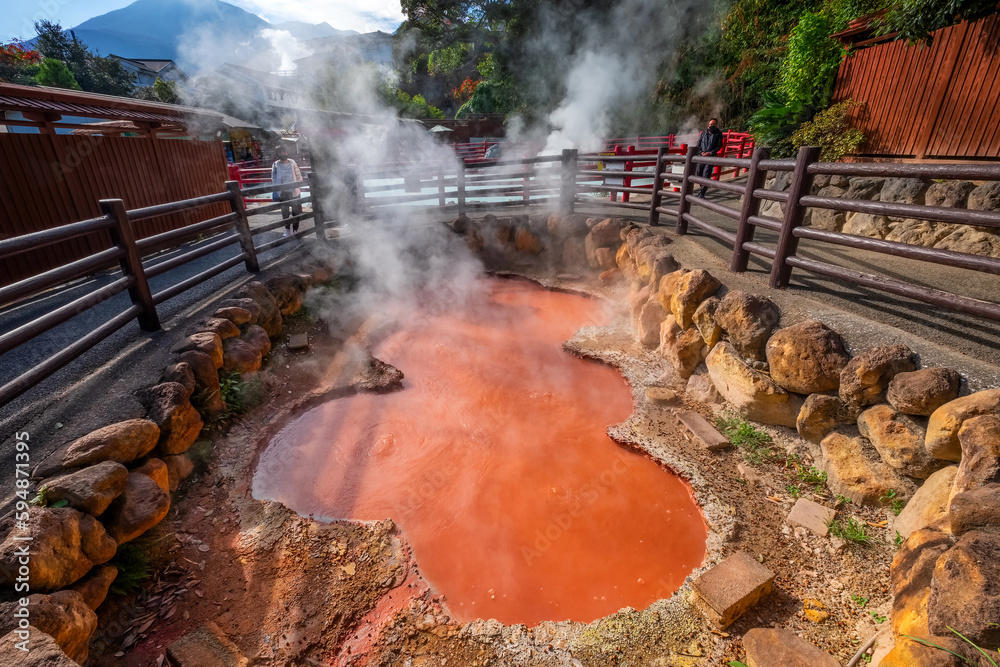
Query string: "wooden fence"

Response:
xmin=833 ymin=14 xmax=1000 ymax=159
xmin=0 ymin=133 xmax=229 ymax=287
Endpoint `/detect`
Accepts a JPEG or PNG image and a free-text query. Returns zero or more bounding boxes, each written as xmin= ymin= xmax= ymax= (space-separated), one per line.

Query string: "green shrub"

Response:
xmin=790 ymin=99 xmax=866 ymax=161
xmin=715 ymin=413 xmax=780 ymax=465
xmin=827 ymin=516 xmax=873 ymax=546
xmin=109 ymin=538 xmax=153 ymax=596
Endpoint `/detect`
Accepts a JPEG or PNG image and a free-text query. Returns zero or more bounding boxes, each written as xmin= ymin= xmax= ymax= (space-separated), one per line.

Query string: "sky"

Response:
xmin=0 ymin=0 xmax=405 ymax=42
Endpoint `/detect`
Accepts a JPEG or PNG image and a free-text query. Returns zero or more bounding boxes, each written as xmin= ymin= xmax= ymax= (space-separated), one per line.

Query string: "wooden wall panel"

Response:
xmin=0 ymin=134 xmax=229 ymax=287
xmin=833 ymin=15 xmax=1000 ymax=159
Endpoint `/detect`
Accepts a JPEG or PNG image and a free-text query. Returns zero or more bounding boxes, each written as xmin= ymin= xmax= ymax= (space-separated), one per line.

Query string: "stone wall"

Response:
xmin=0 ymin=266 xmax=329 ymax=665
xmin=761 ymin=173 xmax=1000 ymax=259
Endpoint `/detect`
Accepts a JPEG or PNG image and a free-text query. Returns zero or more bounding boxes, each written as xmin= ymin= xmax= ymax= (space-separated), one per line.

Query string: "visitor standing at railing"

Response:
xmin=696 ymin=118 xmax=723 ymax=198
xmin=272 ymin=148 xmax=303 ymax=237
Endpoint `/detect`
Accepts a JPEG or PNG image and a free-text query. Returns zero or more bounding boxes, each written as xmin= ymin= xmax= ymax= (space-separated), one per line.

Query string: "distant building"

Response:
xmin=111 ymin=56 xmax=188 ymax=86
xmin=194 ymin=63 xmax=315 ymax=118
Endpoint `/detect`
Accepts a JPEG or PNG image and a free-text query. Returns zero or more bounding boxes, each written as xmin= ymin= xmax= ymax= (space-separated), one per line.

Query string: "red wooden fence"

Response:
xmin=833 ymin=14 xmax=1000 ymax=159
xmin=0 ymin=134 xmax=229 ymax=287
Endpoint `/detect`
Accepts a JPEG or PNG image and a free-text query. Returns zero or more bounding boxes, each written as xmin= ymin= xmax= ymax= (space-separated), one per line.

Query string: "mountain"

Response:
xmin=271 ymin=21 xmax=355 ymax=42
xmin=53 ymin=0 xmax=363 ymax=73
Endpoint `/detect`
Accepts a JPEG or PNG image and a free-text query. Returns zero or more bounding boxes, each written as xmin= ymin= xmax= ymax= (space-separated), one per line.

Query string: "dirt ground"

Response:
xmin=87 ymin=266 xmax=899 ymax=667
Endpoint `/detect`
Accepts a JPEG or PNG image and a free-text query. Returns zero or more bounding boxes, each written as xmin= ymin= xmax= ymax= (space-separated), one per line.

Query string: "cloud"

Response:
xmin=233 ymin=0 xmax=404 ymax=33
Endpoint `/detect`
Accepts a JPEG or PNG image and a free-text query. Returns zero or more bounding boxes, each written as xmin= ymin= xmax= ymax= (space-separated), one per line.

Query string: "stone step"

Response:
xmin=691 ymin=551 xmax=774 ymax=629
xmin=677 ymin=410 xmax=732 ymax=451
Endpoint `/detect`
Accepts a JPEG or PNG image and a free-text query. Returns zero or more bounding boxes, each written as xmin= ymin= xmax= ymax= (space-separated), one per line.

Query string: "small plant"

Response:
xmin=728 ymin=662 xmax=748 ymax=667
xmin=870 ymin=611 xmax=887 ymax=624
xmin=836 ymin=494 xmax=852 ymax=506
xmin=786 ymin=484 xmax=803 ymax=499
xmin=109 ymin=538 xmax=153 ymax=596
xmin=29 ymin=486 xmax=49 ymax=506
xmin=894 ymin=531 xmax=904 ymax=548
xmin=880 ymin=489 xmax=905 ymax=516
xmin=851 ymin=594 xmax=869 ymax=607
xmin=715 ymin=414 xmax=779 ymax=465
xmin=862 ymin=653 xmax=872 ymax=664
xmin=790 ymin=99 xmax=866 ymax=162
xmin=828 ymin=516 xmax=873 ymax=546
xmin=903 ymin=626 xmax=1000 ymax=666
xmin=219 ymin=372 xmax=266 ymax=415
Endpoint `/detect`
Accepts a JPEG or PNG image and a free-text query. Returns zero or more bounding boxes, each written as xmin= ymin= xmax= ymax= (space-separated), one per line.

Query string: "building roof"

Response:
xmin=0 ymin=83 xmax=224 ymax=130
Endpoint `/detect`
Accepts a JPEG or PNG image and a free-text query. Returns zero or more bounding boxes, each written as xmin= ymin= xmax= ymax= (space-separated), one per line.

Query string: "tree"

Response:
xmin=34 ymin=20 xmax=136 ymax=96
xmin=879 ymin=0 xmax=999 ymax=44
xmin=134 ymin=78 xmax=180 ymax=104
xmin=0 ymin=43 xmax=42 ymax=85
xmin=35 ymin=58 xmax=81 ymax=90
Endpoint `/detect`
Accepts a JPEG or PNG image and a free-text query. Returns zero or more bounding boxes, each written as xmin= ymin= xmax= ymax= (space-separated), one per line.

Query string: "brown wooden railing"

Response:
xmin=0 ymin=174 xmax=330 ymax=408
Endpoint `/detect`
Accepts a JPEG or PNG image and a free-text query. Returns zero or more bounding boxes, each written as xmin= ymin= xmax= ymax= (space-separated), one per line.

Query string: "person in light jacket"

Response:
xmin=272 ymin=148 xmax=303 ymax=237
xmin=696 ymin=118 xmax=724 ymax=198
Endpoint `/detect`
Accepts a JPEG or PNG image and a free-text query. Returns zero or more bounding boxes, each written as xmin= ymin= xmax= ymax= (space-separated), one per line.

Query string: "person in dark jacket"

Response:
xmin=696 ymin=118 xmax=724 ymax=198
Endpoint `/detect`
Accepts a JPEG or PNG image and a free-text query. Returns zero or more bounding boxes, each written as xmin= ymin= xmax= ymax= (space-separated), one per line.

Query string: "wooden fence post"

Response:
xmin=457 ymin=162 xmax=466 ymax=217
xmin=647 ymin=146 xmax=667 ymax=227
xmin=769 ymin=145 xmax=821 ymax=289
xmin=560 ymin=148 xmax=578 ymax=215
xmin=730 ymin=146 xmax=772 ymax=273
xmin=225 ymin=181 xmax=260 ymax=271
xmin=99 ymin=199 xmax=160 ymax=331
xmin=307 ymin=172 xmax=330 ymax=244
xmin=676 ymin=145 xmax=697 ymax=235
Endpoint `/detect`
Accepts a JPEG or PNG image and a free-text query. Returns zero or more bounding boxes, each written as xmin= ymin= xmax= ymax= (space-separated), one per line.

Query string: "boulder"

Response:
xmin=668 ymin=269 xmax=722 ymax=330
xmin=637 ymin=297 xmax=669 ymax=349
xmin=692 ymin=296 xmax=722 ymax=347
xmin=857 ymin=404 xmax=941 ymax=479
xmin=515 ymin=227 xmax=544 ymax=255
xmin=765 ymin=320 xmax=849 ymax=394
xmin=686 ymin=373 xmax=722 ymax=404
xmin=176 ymin=350 xmax=226 ymax=418
xmin=101 ymin=471 xmax=171 ymax=544
xmin=843 ymin=176 xmax=883 ymax=201
xmin=0 ymin=507 xmax=116 ymax=592
xmin=162 ymin=453 xmax=195 ymax=492
xmin=0 ymin=591 xmax=97 ymax=663
xmin=264 ymin=273 xmax=308 ymax=316
xmin=742 ymin=628 xmax=840 ymax=667
xmin=170 ymin=332 xmax=223 ymax=369
xmin=796 ymin=394 xmax=858 ymax=444
xmin=446 ymin=215 xmax=468 ymax=234
xmin=659 ymin=316 xmax=705 ymax=380
xmin=950 ymin=484 xmax=1000 ymax=536
xmin=895 ymin=466 xmax=958 ymax=539
xmin=951 ymin=415 xmax=1000 ymax=495
xmin=881 ymin=177 xmax=931 ymax=204
xmin=33 ymin=420 xmax=159 ymax=478
xmin=928 ymin=530 xmax=1000 ymax=650
xmin=967 ymin=180 xmax=1000 ymax=211
xmin=925 ymin=389 xmax=1000 ymax=461
xmin=889 ymin=527 xmax=956 ymax=646
xmin=221 ymin=338 xmax=262 ymax=375
xmin=593 ymin=246 xmax=617 ymax=271
xmin=934 ymin=226 xmax=1000 ymax=258
xmin=199 ymin=317 xmax=240 ymax=340
xmin=562 ymin=237 xmax=588 ymax=268
xmin=599 ymin=268 xmax=623 ymax=285
xmin=0 ymin=626 xmax=77 ymax=666
xmin=656 ymin=269 xmax=687 ymax=310
xmin=842 ymin=212 xmax=890 ymax=238
xmin=215 ymin=299 xmax=260 ymax=325
xmin=466 ymin=227 xmax=485 ymax=253
xmin=629 ymin=284 xmax=651 ymax=325
xmin=820 ymin=431 xmax=915 ymax=505
xmin=635 ymin=246 xmax=677 ymax=285
xmin=136 ymin=382 xmax=203 ymax=456
xmin=879 ymin=635 xmax=982 ymax=667
xmin=587 ymin=218 xmax=631 ymax=247
xmin=885 ymin=219 xmax=958 ymax=247
xmin=615 ymin=243 xmax=636 ymax=279
xmin=706 ymin=342 xmax=804 ymax=428
xmin=584 ymin=233 xmax=602 ymax=268
xmin=133 ymin=458 xmax=169 ymax=493
xmin=547 ymin=213 xmax=589 ymax=239
xmin=925 ymin=180 xmax=976 ymax=208
xmin=68 ymin=564 xmax=118 ymax=611
xmin=241 ymin=324 xmax=272 ymax=358
xmin=807 ymin=186 xmax=848 ymax=231
xmin=887 ymin=368 xmax=962 ymax=416
xmin=839 ymin=344 xmax=916 ymax=408
xmin=235 ymin=281 xmax=282 ymax=338
xmin=43 ymin=461 xmax=129 ymax=516
xmin=714 ymin=290 xmax=780 ymax=362
xmin=162 ymin=361 xmax=196 ymax=401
